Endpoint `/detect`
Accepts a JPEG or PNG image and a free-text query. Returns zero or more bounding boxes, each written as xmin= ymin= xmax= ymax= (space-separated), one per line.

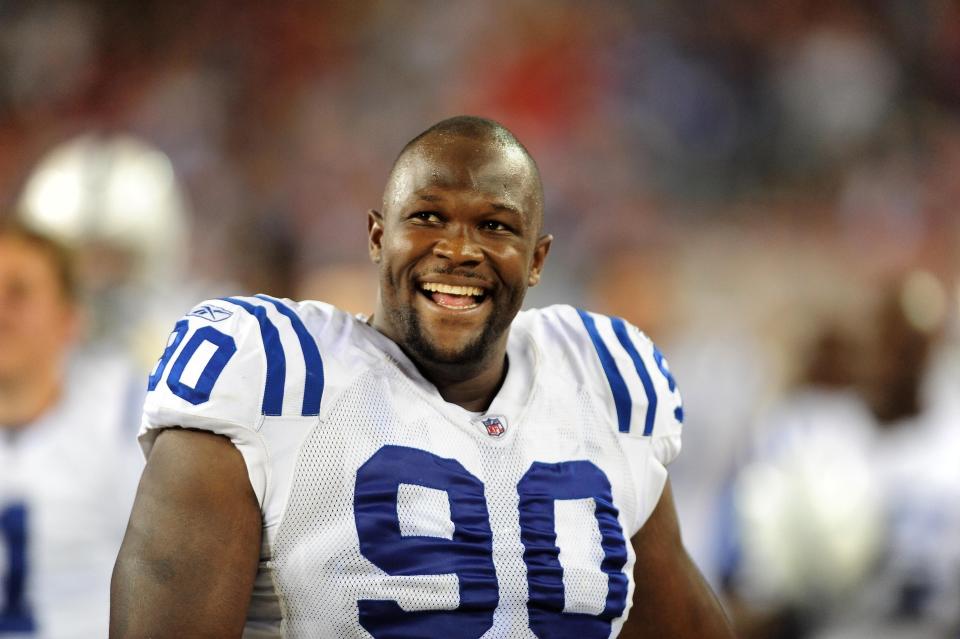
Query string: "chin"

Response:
xmin=406 ymin=325 xmax=491 ymax=366
xmin=384 ymin=290 xmax=517 ymax=368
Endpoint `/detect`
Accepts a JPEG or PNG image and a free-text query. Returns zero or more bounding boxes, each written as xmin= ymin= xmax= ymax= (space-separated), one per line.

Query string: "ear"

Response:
xmin=527 ymin=233 xmax=553 ymax=287
xmin=368 ymin=209 xmax=384 ymax=263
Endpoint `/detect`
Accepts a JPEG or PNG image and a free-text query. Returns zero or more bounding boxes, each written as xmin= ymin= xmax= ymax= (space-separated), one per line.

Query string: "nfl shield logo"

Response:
xmin=481 ymin=416 xmax=506 ymax=437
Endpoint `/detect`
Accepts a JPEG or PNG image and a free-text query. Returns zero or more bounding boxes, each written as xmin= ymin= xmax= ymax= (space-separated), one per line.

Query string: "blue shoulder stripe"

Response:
xmin=611 ymin=317 xmax=658 ymax=436
xmin=653 ymin=345 xmax=684 ymax=423
xmin=577 ymin=309 xmax=631 ymax=433
xmin=255 ymin=294 xmax=324 ymax=416
xmin=221 ymin=296 xmax=285 ymax=416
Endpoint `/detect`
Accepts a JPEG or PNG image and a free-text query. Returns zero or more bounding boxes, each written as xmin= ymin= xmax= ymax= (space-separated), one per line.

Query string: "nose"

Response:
xmin=432 ymin=226 xmax=484 ymax=266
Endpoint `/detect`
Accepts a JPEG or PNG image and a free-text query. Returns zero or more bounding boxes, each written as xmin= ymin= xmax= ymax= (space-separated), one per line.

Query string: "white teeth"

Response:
xmin=435 ymin=299 xmax=479 ymax=310
xmin=421 ymin=282 xmax=485 ymax=297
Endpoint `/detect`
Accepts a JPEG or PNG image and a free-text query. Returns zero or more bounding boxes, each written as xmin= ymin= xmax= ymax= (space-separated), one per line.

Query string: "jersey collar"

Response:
xmin=353 ymin=313 xmax=539 ymax=426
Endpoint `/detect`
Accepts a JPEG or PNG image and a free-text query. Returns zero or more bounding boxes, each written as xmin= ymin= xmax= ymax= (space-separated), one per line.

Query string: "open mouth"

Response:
xmin=420 ymin=282 xmax=488 ymax=310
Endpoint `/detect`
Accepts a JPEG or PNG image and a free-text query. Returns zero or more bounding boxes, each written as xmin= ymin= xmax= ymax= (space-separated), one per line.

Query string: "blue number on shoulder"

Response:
xmin=166 ymin=326 xmax=237 ymax=405
xmin=354 ymin=445 xmax=498 ymax=638
xmin=0 ymin=503 xmax=35 ymax=632
xmin=147 ymin=320 xmax=188 ymax=391
xmin=517 ymin=461 xmax=628 ymax=639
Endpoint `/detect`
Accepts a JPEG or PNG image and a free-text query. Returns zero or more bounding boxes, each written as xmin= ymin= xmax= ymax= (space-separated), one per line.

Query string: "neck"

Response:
xmin=414 ymin=349 xmax=508 ymax=412
xmin=368 ymin=312 xmax=509 ymax=412
xmin=0 ymin=367 xmax=62 ymax=430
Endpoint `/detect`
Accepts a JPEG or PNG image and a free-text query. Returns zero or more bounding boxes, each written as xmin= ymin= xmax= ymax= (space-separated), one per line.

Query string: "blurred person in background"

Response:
xmin=728 ymin=272 xmax=960 ymax=639
xmin=821 ymin=274 xmax=960 ymax=639
xmin=727 ymin=320 xmax=882 ymax=638
xmin=0 ymin=221 xmax=143 ymax=638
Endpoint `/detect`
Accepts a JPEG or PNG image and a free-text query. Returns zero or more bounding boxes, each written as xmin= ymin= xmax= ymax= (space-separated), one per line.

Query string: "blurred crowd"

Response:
xmin=1 ymin=0 xmax=958 ymax=296
xmin=0 ymin=0 xmax=958 ymax=637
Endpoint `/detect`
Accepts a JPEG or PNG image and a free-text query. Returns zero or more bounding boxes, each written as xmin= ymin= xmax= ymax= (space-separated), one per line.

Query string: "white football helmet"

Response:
xmin=17 ymin=133 xmax=188 ymax=286
xmin=16 ymin=134 xmax=191 ymax=359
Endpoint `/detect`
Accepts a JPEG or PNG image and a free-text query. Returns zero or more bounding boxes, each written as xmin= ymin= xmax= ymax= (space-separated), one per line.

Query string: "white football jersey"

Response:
xmin=0 ymin=354 xmax=145 ymax=639
xmin=141 ymin=296 xmax=684 ymax=638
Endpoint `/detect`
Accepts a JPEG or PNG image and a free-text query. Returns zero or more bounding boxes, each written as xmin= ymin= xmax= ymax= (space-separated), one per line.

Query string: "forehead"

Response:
xmin=386 ymin=135 xmax=540 ymax=216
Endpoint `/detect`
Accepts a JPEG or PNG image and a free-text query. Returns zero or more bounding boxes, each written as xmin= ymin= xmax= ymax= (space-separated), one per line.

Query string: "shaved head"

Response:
xmin=383 ymin=116 xmax=544 ymax=231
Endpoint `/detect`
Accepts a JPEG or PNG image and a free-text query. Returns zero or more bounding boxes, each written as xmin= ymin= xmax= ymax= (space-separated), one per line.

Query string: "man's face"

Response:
xmin=0 ymin=235 xmax=77 ymax=382
xmin=369 ymin=134 xmax=551 ymax=366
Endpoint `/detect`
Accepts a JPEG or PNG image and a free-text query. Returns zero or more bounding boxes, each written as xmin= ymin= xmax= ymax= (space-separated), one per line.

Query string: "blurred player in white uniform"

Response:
xmin=731 ymin=280 xmax=960 ymax=639
xmin=0 ymin=223 xmax=143 ymax=638
xmin=112 ymin=117 xmax=734 ymax=638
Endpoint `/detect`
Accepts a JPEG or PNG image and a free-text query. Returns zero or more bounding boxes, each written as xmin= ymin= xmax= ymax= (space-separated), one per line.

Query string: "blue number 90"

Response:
xmin=354 ymin=446 xmax=629 ymax=638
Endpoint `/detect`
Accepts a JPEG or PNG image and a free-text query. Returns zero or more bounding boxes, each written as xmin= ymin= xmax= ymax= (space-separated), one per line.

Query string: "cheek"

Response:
xmin=491 ymin=246 xmax=532 ymax=281
xmin=22 ymin=295 xmax=74 ymax=336
xmin=381 ymin=232 xmax=422 ymax=269
xmin=0 ymin=302 xmax=71 ymax=363
xmin=38 ymin=323 xmax=71 ymax=355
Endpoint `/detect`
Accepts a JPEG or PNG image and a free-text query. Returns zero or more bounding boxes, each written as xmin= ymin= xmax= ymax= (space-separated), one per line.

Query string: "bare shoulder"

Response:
xmin=144 ymin=428 xmax=255 ymax=495
xmin=110 ymin=428 xmax=261 ymax=638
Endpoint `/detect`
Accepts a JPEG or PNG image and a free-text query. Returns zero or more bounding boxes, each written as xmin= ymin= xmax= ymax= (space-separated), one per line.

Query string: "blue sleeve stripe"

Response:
xmin=652 ymin=346 xmax=677 ymax=391
xmin=255 ymin=294 xmax=324 ymax=416
xmin=652 ymin=345 xmax=684 ymax=423
xmin=611 ymin=317 xmax=658 ymax=437
xmin=221 ymin=297 xmax=286 ymax=416
xmin=577 ymin=309 xmax=632 ymax=433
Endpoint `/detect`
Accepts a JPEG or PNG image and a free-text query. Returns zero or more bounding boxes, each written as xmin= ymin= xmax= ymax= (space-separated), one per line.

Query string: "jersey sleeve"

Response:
xmin=619 ymin=321 xmax=683 ymax=466
xmin=140 ymin=298 xmax=273 ymax=504
xmin=553 ymin=306 xmax=685 ymax=530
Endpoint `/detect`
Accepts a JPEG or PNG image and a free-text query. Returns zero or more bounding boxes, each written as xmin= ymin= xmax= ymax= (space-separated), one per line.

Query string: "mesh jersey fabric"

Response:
xmin=140 ymin=296 xmax=684 ymax=638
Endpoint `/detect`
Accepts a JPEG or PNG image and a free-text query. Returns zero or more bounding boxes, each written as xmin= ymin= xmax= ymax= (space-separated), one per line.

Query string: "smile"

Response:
xmin=420 ymin=282 xmax=488 ymax=310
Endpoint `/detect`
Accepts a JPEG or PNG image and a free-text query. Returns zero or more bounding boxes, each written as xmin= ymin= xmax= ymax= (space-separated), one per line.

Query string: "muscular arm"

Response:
xmin=110 ymin=428 xmax=262 ymax=638
xmin=619 ymin=480 xmax=735 ymax=639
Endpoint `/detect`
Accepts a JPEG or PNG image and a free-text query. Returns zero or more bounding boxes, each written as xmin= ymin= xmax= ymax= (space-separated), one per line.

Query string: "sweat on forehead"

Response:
xmin=384 ymin=116 xmax=544 ymax=218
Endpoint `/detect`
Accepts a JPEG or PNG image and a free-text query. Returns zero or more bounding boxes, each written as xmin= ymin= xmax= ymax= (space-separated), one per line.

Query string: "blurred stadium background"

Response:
xmin=1 ymin=1 xmax=958 ymax=637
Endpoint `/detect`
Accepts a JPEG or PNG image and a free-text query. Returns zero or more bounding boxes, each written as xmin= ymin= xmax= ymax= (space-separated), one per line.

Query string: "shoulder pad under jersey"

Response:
xmin=142 ymin=295 xmax=330 ymax=427
xmin=519 ymin=305 xmax=684 ymax=466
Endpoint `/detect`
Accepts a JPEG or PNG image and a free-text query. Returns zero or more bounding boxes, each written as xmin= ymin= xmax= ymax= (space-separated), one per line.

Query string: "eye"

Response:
xmin=479 ymin=220 xmax=514 ymax=233
xmin=409 ymin=211 xmax=443 ymax=223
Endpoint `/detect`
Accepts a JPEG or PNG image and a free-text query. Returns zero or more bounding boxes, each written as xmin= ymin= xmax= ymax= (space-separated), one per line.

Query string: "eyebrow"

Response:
xmin=416 ymin=194 xmax=522 ymax=216
xmin=490 ymin=203 xmax=522 ymax=217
